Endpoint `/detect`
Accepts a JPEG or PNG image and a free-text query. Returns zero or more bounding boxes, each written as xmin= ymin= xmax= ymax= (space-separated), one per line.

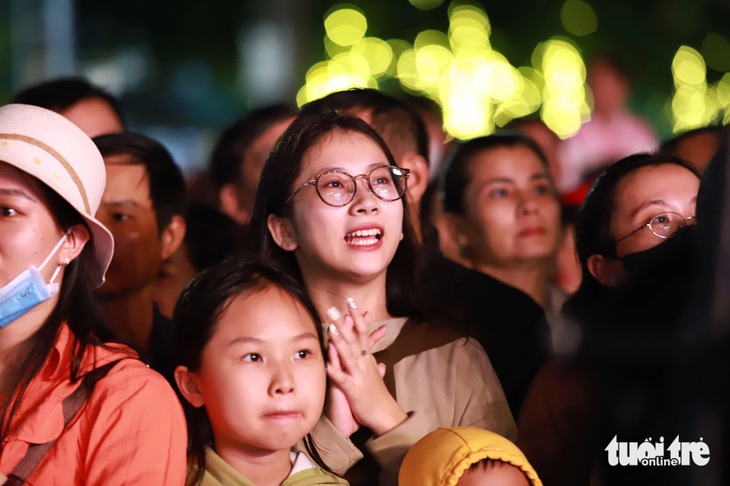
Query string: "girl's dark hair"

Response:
xmin=442 ymin=132 xmax=552 ymax=215
xmin=170 ymin=258 xmax=332 ymax=484
xmin=0 ymin=181 xmax=116 ymax=441
xmin=571 ymin=153 xmax=701 ymax=294
xmin=250 ymin=111 xmax=425 ymax=321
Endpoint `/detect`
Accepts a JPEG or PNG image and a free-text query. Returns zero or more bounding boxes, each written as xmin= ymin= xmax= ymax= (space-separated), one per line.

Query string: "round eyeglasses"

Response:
xmin=616 ymin=212 xmax=696 ymax=244
xmin=285 ymin=165 xmax=410 ymax=207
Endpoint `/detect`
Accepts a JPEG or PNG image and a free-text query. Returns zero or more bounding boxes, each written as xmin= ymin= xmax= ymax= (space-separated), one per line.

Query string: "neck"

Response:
xmin=99 ymin=287 xmax=155 ymax=354
xmin=0 ymin=297 xmax=57 ymax=393
xmin=474 ymin=262 xmax=549 ymax=308
xmin=302 ymin=273 xmax=391 ymax=323
xmin=215 ymin=443 xmax=292 ymax=486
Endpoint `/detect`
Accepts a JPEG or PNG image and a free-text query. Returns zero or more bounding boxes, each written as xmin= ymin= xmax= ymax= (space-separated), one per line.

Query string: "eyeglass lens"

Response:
xmin=649 ymin=212 xmax=693 ymax=238
xmin=317 ymin=167 xmax=407 ymax=206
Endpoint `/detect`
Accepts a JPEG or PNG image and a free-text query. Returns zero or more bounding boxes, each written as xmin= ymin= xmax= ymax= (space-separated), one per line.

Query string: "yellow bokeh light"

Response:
xmin=325 ymin=7 xmax=368 ymax=46
xmin=415 ymin=30 xmax=451 ymax=50
xmin=717 ymin=73 xmax=730 ymax=107
xmin=443 ymin=91 xmax=493 ymax=139
xmin=672 ymin=46 xmax=706 ymax=87
xmin=397 ymin=49 xmax=420 ymax=91
xmin=409 ymin=0 xmax=444 ymax=10
xmin=415 ymin=45 xmax=453 ymax=84
xmin=324 ymin=35 xmax=350 ymax=58
xmin=351 ymin=37 xmax=393 ymax=77
xmin=448 ymin=2 xmax=490 ymax=30
xmin=330 ymin=52 xmax=371 ymax=77
xmin=560 ymin=0 xmax=597 ymax=37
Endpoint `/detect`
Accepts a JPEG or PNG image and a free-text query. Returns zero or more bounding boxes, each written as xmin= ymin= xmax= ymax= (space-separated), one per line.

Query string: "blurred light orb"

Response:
xmin=560 ymin=0 xmax=597 ymax=37
xmin=409 ymin=0 xmax=444 ymax=11
xmin=672 ymin=46 xmax=706 ymax=87
xmin=325 ymin=7 xmax=368 ymax=46
xmin=351 ymin=38 xmax=393 ymax=77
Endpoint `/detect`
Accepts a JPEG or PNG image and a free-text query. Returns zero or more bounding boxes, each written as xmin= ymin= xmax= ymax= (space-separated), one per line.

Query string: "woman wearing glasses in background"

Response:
xmin=518 ymin=153 xmax=701 ymax=486
xmin=251 ymin=111 xmax=515 ymax=486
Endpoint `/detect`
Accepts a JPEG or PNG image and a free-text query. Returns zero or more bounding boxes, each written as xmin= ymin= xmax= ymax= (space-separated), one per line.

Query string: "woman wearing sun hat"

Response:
xmin=0 ymin=104 xmax=186 ymax=485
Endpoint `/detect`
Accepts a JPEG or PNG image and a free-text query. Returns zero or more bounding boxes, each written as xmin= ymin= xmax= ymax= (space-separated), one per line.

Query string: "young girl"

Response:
xmin=250 ymin=111 xmax=515 ymax=485
xmin=172 ymin=259 xmax=349 ymax=486
xmin=0 ymin=103 xmax=185 ymax=483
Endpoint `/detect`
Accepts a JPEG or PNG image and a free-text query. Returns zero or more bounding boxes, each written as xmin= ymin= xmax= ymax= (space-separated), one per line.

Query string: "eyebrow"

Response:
xmin=0 ymin=187 xmax=38 ymax=202
xmin=102 ymin=199 xmax=143 ymax=208
xmin=475 ymin=172 xmax=550 ymax=188
xmin=227 ymin=331 xmax=319 ymax=347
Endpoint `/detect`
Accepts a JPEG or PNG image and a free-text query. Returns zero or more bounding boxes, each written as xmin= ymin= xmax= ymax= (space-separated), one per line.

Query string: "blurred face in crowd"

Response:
xmin=451 ymin=146 xmax=561 ymax=273
xmin=96 ymin=156 xmax=164 ymax=297
xmin=236 ymin=117 xmax=294 ymax=223
xmin=60 ymin=97 xmax=124 ymax=139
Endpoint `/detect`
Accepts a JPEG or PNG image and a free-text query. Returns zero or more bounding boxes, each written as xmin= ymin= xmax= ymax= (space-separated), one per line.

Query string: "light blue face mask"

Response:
xmin=0 ymin=233 xmax=69 ymax=329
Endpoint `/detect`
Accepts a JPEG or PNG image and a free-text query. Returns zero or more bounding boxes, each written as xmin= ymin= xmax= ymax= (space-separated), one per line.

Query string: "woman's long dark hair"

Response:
xmin=250 ymin=111 xmax=425 ymax=321
xmin=171 ymin=259 xmax=335 ymax=485
xmin=0 ymin=181 xmax=116 ymax=442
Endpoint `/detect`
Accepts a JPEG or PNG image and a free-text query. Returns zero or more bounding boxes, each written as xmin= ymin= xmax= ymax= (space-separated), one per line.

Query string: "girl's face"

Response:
xmin=193 ymin=286 xmax=326 ymax=456
xmin=611 ymin=164 xmax=699 ymax=258
xmin=0 ymin=162 xmax=65 ymax=288
xmin=276 ymin=130 xmax=404 ymax=283
xmin=453 ymin=146 xmax=560 ymax=269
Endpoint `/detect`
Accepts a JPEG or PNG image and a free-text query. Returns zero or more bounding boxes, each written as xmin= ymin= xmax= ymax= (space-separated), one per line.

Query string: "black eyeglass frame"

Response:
xmin=285 ymin=165 xmax=410 ymax=208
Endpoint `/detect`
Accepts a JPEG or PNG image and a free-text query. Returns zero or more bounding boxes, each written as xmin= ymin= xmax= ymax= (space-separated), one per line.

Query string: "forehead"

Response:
xmin=215 ymin=286 xmax=317 ymax=339
xmin=0 ymin=161 xmax=46 ymax=197
xmin=103 ymin=156 xmax=152 ymax=201
xmin=615 ymin=163 xmax=697 ymax=198
xmin=301 ymin=129 xmax=387 ymax=174
xmin=467 ymin=145 xmax=546 ymax=177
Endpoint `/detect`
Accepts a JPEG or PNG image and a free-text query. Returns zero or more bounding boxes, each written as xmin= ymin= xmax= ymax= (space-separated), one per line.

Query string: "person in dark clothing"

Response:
xmin=517 ymin=153 xmax=702 ymax=486
xmin=439 ymin=133 xmax=561 ymax=416
xmin=93 ymin=132 xmax=187 ymax=382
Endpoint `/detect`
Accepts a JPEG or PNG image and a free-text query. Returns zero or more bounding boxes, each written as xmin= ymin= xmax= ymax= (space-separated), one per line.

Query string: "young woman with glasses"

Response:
xmin=251 ymin=111 xmax=515 ymax=486
xmin=517 ymin=153 xmax=701 ymax=486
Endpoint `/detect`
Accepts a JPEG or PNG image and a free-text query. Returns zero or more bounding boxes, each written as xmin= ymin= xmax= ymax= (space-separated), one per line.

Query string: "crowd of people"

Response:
xmin=0 ymin=63 xmax=728 ymax=486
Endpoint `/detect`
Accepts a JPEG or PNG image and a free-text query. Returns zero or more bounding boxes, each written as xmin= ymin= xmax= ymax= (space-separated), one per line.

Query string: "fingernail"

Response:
xmin=346 ymin=297 xmax=357 ymax=309
xmin=326 ymin=306 xmax=342 ymax=322
xmin=328 ymin=323 xmax=340 ymax=336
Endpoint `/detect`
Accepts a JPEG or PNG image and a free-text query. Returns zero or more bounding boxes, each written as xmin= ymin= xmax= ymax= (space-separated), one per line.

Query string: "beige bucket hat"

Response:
xmin=0 ymin=103 xmax=113 ymax=288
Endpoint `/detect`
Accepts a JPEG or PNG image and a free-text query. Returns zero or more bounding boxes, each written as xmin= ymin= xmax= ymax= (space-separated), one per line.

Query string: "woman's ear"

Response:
xmin=58 ymin=224 xmax=91 ymax=265
xmin=267 ymin=214 xmax=299 ymax=251
xmin=175 ymin=366 xmax=205 ymax=408
xmin=587 ymin=254 xmax=625 ymax=287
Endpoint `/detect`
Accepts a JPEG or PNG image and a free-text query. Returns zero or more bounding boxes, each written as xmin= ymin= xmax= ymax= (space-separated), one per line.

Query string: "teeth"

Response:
xmin=347 ymin=228 xmax=382 ymax=238
xmin=349 ymin=238 xmax=379 ymax=246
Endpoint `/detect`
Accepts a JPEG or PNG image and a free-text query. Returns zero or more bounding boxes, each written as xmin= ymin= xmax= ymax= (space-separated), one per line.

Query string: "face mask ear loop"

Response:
xmin=38 ymin=230 xmax=72 ymax=274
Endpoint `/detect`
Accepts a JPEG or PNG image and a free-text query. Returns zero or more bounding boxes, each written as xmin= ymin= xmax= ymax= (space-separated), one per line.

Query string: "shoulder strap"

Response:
xmin=5 ymin=359 xmax=123 ymax=485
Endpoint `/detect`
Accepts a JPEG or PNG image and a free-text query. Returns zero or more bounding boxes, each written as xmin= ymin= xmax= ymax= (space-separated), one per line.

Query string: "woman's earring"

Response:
xmin=286 ymin=239 xmax=298 ymax=250
xmin=62 ymin=257 xmax=70 ymax=266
